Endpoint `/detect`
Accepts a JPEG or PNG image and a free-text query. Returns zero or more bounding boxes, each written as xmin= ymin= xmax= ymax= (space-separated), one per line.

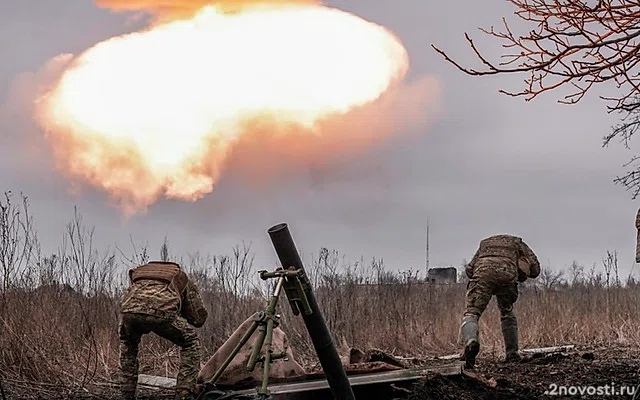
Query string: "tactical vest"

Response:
xmin=477 ymin=235 xmax=521 ymax=263
xmin=129 ymin=261 xmax=188 ymax=295
xmin=477 ymin=235 xmax=539 ymax=279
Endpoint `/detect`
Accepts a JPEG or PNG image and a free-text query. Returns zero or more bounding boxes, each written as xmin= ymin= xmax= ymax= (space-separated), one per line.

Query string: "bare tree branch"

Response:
xmin=431 ymin=0 xmax=640 ymax=197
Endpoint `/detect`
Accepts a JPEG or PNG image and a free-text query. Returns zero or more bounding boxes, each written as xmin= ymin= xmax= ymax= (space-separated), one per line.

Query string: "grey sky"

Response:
xmin=1 ymin=0 xmax=637 ymax=279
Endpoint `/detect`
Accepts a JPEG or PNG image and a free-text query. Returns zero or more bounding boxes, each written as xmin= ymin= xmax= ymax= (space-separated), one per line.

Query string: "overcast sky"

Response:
xmin=1 ymin=0 xmax=638 ymax=280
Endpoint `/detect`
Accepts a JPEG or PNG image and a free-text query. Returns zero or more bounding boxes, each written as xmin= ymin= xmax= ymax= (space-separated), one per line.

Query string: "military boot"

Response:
xmin=501 ymin=312 xmax=520 ymax=362
xmin=120 ymin=378 xmax=137 ymax=400
xmin=121 ymin=389 xmax=137 ymax=400
xmin=460 ymin=315 xmax=480 ymax=369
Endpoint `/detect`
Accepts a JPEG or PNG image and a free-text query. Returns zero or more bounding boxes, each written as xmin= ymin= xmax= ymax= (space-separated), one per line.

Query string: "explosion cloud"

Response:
xmin=95 ymin=0 xmax=320 ymax=19
xmin=33 ymin=0 xmax=417 ymax=215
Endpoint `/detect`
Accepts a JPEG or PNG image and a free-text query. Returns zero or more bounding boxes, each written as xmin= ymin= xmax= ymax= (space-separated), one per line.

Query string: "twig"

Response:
xmin=0 ymin=374 xmax=7 ymax=400
xmin=430 ymin=0 xmax=640 ymax=197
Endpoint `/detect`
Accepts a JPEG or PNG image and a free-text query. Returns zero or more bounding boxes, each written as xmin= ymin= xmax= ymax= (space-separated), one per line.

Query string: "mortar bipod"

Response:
xmin=202 ymin=266 xmax=311 ymax=399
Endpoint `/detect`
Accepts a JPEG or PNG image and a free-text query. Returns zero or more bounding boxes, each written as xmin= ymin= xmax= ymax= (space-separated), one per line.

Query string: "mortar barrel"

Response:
xmin=267 ymin=222 xmax=355 ymax=400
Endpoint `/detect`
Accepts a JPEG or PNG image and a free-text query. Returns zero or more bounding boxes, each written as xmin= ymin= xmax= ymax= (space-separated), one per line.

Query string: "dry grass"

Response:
xmin=1 ymin=192 xmax=640 ymax=398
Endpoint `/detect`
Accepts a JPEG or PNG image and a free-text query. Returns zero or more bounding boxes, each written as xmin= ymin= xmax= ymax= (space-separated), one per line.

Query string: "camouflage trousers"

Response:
xmin=464 ymin=278 xmax=519 ymax=319
xmin=119 ymin=312 xmax=201 ymax=400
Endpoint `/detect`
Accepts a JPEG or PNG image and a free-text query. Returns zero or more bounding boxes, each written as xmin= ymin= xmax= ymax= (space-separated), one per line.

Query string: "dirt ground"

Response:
xmin=408 ymin=345 xmax=640 ymax=400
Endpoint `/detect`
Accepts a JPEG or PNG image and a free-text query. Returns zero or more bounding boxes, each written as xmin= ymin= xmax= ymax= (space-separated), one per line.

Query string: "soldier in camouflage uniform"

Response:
xmin=635 ymin=209 xmax=640 ymax=263
xmin=460 ymin=234 xmax=540 ymax=369
xmin=118 ymin=261 xmax=208 ymax=400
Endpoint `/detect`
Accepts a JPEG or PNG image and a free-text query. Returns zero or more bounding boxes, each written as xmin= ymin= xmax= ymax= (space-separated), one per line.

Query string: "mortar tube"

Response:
xmin=267 ymin=223 xmax=355 ymax=400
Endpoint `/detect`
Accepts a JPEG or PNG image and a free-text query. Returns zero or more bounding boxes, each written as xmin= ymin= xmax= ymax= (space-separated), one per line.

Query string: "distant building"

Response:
xmin=427 ymin=267 xmax=457 ymax=284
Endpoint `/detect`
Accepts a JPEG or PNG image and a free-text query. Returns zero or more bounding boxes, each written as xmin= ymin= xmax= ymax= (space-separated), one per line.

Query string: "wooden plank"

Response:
xmin=521 ymin=345 xmax=575 ymax=354
xmin=138 ymin=374 xmax=177 ymax=389
xmin=436 ymin=344 xmax=576 ymax=360
xmin=437 ymin=353 xmax=461 ymax=360
xmin=233 ymin=363 xmax=463 ymax=395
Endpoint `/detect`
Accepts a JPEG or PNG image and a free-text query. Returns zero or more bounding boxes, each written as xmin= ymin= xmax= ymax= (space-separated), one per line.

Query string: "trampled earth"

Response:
xmin=408 ymin=346 xmax=640 ymax=400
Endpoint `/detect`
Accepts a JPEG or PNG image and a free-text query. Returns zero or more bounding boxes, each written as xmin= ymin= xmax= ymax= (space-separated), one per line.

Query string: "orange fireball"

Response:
xmin=35 ymin=3 xmax=410 ymax=213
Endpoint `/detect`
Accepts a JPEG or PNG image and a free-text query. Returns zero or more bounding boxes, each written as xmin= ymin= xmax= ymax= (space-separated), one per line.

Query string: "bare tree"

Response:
xmin=0 ymin=191 xmax=40 ymax=291
xmin=117 ymin=236 xmax=149 ymax=268
xmin=602 ymin=249 xmax=620 ymax=286
xmin=569 ymin=260 xmax=585 ymax=285
xmin=61 ymin=207 xmax=118 ymax=296
xmin=458 ymin=259 xmax=470 ymax=284
xmin=160 ymin=236 xmax=169 ymax=262
xmin=539 ymin=267 xmax=565 ymax=289
xmin=431 ymin=0 xmax=640 ymax=197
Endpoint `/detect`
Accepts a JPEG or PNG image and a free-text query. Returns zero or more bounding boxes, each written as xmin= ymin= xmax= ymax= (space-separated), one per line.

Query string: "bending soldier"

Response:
xmin=118 ymin=261 xmax=208 ymax=400
xmin=460 ymin=234 xmax=540 ymax=369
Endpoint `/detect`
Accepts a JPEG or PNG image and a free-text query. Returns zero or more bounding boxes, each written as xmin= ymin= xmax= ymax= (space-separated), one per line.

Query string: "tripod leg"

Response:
xmin=208 ymin=315 xmax=261 ymax=385
xmin=246 ymin=322 xmax=267 ymax=372
xmin=248 ymin=279 xmax=283 ymax=372
xmin=258 ymin=316 xmax=276 ymax=397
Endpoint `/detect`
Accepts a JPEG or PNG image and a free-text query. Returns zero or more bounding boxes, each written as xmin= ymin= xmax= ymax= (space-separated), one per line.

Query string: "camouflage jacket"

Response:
xmin=466 ymin=234 xmax=541 ymax=283
xmin=120 ymin=261 xmax=208 ymax=328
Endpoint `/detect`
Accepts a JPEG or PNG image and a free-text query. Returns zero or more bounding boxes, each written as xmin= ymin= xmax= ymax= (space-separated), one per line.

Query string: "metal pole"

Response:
xmin=267 ymin=223 xmax=355 ymax=400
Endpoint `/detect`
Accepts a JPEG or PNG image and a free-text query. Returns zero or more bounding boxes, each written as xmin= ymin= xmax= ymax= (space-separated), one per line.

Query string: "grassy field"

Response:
xmin=1 ymin=192 xmax=639 ymax=398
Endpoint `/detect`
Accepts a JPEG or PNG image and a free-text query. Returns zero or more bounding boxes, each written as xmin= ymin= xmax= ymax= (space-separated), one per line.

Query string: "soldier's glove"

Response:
xmin=517 ymin=269 xmax=527 ymax=283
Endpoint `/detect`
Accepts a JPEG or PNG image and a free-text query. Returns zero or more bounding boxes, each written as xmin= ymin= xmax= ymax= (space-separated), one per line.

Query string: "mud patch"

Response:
xmin=408 ymin=372 xmax=541 ymax=400
xmin=528 ymin=352 xmax=568 ymax=365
